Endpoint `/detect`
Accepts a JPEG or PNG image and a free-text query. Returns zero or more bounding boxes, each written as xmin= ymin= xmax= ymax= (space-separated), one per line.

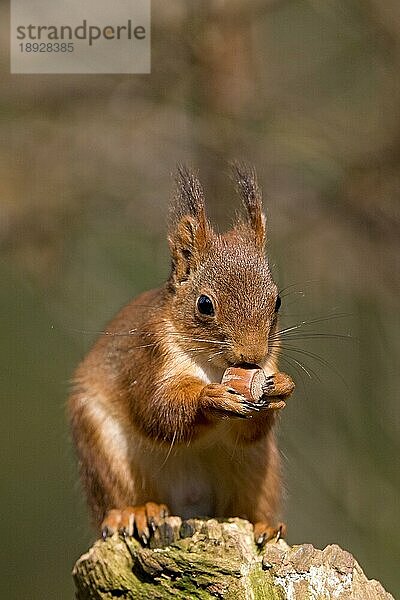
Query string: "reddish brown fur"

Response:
xmin=69 ymin=164 xmax=293 ymax=537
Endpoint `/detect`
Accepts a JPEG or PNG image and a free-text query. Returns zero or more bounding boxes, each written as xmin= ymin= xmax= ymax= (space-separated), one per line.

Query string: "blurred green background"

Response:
xmin=1 ymin=1 xmax=399 ymax=598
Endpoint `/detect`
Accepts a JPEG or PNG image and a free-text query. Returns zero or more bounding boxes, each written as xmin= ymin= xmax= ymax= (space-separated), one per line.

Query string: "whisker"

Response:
xmin=271 ymin=332 xmax=353 ymax=342
xmin=207 ymin=350 xmax=225 ymax=362
xmin=158 ymin=349 xmax=216 ymax=382
xmin=278 ymin=280 xmax=316 ymax=296
xmin=277 ymin=354 xmax=307 ymax=388
xmin=171 ymin=335 xmax=229 ymax=346
xmin=282 ymin=353 xmax=316 ymax=381
xmin=159 ymin=429 xmax=177 ymax=470
xmin=68 ymin=328 xmax=160 ymax=350
xmin=278 ymin=344 xmax=348 ymax=389
xmin=274 ymin=313 xmax=349 ymax=337
xmin=68 ymin=326 xmax=145 ymax=337
xmin=268 ymin=344 xmax=320 ymax=381
xmin=280 ymin=289 xmax=306 ymax=297
xmin=68 ymin=326 xmax=230 ymax=353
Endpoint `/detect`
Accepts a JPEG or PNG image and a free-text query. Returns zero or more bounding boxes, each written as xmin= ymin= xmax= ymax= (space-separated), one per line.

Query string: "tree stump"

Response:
xmin=72 ymin=517 xmax=394 ymax=599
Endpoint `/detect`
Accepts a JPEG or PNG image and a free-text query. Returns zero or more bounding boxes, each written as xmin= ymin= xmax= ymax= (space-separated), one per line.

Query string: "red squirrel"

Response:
xmin=69 ymin=163 xmax=294 ymax=545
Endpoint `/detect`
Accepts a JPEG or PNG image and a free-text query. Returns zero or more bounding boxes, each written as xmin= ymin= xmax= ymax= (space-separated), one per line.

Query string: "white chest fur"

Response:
xmin=135 ymin=421 xmax=233 ymax=519
xmin=164 ymin=451 xmax=215 ymax=518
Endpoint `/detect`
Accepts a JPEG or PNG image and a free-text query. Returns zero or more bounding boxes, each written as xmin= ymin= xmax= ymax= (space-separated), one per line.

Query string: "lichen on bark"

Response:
xmin=72 ymin=517 xmax=394 ymax=600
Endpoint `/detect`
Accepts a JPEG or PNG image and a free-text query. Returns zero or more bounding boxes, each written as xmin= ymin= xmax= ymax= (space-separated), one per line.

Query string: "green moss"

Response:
xmin=246 ymin=564 xmax=285 ymax=600
xmin=74 ymin=522 xmax=288 ymax=599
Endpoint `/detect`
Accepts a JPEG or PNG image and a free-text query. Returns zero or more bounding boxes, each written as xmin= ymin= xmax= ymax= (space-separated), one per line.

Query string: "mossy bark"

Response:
xmin=72 ymin=517 xmax=394 ymax=600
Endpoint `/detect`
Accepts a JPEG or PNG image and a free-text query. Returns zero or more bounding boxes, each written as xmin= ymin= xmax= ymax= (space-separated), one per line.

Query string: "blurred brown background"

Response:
xmin=1 ymin=1 xmax=399 ymax=598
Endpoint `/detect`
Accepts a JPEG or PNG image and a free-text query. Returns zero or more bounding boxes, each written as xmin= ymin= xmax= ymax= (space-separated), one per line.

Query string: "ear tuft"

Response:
xmin=231 ymin=161 xmax=266 ymax=251
xmin=169 ymin=164 xmax=206 ymax=226
xmin=168 ymin=165 xmax=212 ymax=286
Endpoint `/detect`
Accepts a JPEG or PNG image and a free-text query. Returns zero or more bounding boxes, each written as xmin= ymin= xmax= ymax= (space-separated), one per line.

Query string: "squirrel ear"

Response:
xmin=168 ymin=165 xmax=212 ymax=285
xmin=232 ymin=162 xmax=266 ymax=252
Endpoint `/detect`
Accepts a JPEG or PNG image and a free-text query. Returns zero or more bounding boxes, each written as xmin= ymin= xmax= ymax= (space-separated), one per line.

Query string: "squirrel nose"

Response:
xmin=239 ymin=354 xmax=262 ymax=366
xmin=234 ymin=344 xmax=268 ymax=366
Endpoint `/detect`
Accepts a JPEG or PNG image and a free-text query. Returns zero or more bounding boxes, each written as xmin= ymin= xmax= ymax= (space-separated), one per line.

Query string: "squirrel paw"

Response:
xmin=200 ymin=383 xmax=262 ymax=419
xmin=254 ymin=521 xmax=287 ymax=546
xmin=101 ymin=502 xmax=170 ymax=545
xmin=261 ymin=372 xmax=295 ymax=408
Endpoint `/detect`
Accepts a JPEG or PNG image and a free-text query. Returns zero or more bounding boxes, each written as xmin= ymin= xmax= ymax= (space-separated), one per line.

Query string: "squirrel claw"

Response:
xmin=254 ymin=521 xmax=287 ymax=546
xmin=148 ymin=517 xmax=156 ymax=533
xmin=101 ymin=508 xmax=121 ymax=538
xmin=101 ymin=502 xmax=170 ymax=545
xmin=241 ymin=398 xmax=261 ymax=412
xmin=141 ymin=532 xmax=149 ymax=545
xmin=254 ymin=397 xmax=274 ymax=410
xmin=201 ymin=383 xmax=263 ymax=419
xmin=261 ymin=372 xmax=295 ymax=400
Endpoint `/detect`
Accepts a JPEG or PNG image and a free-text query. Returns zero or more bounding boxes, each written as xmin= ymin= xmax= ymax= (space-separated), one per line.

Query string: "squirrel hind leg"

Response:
xmin=253 ymin=521 xmax=287 ymax=546
xmin=101 ymin=502 xmax=170 ymax=545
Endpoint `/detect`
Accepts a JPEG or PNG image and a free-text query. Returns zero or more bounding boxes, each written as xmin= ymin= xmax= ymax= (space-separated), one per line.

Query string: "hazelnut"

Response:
xmin=221 ymin=366 xmax=266 ymax=402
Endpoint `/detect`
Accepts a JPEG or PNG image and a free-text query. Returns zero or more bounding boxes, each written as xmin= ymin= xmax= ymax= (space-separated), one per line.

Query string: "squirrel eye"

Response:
xmin=275 ymin=295 xmax=282 ymax=312
xmin=196 ymin=295 xmax=215 ymax=317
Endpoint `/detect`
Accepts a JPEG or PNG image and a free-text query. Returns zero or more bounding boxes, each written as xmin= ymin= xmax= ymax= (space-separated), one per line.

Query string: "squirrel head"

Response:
xmin=166 ymin=163 xmax=281 ymax=369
